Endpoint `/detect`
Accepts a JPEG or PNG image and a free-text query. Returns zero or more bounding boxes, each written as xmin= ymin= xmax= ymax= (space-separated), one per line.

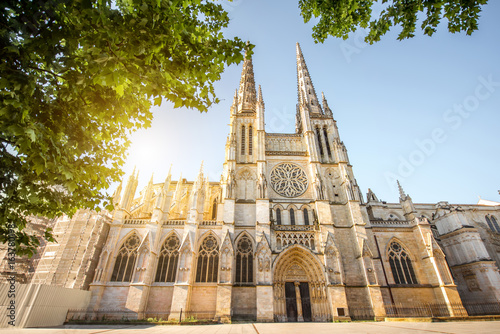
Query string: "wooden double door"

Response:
xmin=284 ymin=281 xmax=312 ymax=322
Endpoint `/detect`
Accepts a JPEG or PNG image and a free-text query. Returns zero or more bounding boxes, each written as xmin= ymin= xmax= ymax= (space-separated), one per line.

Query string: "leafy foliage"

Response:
xmin=299 ymin=0 xmax=488 ymax=44
xmin=0 ymin=0 xmax=249 ymax=256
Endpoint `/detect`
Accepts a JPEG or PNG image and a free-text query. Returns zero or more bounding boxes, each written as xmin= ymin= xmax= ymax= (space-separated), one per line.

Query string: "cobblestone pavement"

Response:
xmin=2 ymin=321 xmax=500 ymax=334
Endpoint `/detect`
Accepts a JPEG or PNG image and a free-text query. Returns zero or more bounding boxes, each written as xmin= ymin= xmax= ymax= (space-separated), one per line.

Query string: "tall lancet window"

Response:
xmin=388 ymin=241 xmax=417 ymax=285
xmin=211 ymin=198 xmax=218 ymax=220
xmin=248 ymin=125 xmax=253 ymax=155
xmin=290 ymin=208 xmax=296 ymax=225
xmin=316 ymin=127 xmax=324 ymax=157
xmin=276 ymin=208 xmax=282 ymax=225
xmin=235 ymin=235 xmax=253 ymax=284
xmin=303 ymin=209 xmax=309 ymax=225
xmin=492 ymin=216 xmax=500 ymax=233
xmin=323 ymin=127 xmax=332 ymax=158
xmin=241 ymin=125 xmax=246 ymax=155
xmin=111 ymin=234 xmax=140 ymax=282
xmin=486 ymin=215 xmax=500 ymax=233
xmin=155 ymin=235 xmax=180 ymax=282
xmin=195 ymin=235 xmax=219 ymax=283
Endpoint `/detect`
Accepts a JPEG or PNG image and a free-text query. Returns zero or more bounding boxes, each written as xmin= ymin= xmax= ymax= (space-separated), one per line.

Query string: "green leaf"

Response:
xmin=0 ymin=0 xmax=247 ymax=256
xmin=116 ymin=84 xmax=124 ymax=96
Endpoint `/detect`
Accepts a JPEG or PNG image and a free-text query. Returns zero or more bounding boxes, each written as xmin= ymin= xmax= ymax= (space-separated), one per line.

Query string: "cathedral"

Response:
xmin=30 ymin=44 xmax=500 ymax=322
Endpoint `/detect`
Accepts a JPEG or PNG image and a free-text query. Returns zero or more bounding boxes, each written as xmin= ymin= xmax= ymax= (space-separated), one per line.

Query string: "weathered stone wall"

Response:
xmin=98 ymin=286 xmax=129 ymax=310
xmin=146 ymin=286 xmax=174 ymax=314
xmin=189 ymin=285 xmax=217 ymax=318
xmin=232 ymin=286 xmax=256 ymax=319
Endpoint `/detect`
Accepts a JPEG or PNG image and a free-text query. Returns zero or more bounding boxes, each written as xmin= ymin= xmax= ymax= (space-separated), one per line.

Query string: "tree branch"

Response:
xmin=27 ymin=66 xmax=63 ymax=78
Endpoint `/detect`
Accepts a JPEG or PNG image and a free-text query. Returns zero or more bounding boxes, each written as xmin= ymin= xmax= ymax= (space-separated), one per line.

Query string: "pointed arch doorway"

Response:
xmin=273 ymin=245 xmax=331 ymax=322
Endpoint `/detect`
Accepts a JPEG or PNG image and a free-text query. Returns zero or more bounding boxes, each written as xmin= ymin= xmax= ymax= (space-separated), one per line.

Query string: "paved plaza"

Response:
xmin=2 ymin=322 xmax=500 ymax=334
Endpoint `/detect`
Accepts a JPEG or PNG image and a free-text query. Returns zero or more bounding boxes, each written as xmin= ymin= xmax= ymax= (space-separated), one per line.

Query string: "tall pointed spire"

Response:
xmin=112 ymin=181 xmax=123 ymax=208
xmin=142 ymin=173 xmax=154 ymax=212
xmin=166 ymin=164 xmax=172 ymax=180
xmin=120 ymin=168 xmax=139 ymax=210
xmin=237 ymin=46 xmax=257 ymax=113
xmin=322 ymin=92 xmax=333 ymax=117
xmin=230 ymin=89 xmax=238 ymax=115
xmin=257 ymin=84 xmax=264 ymax=105
xmin=195 ymin=160 xmax=205 ymax=187
xmin=173 ymin=173 xmax=183 ymax=204
xmin=397 ymin=180 xmax=416 ymax=220
xmin=296 ymin=43 xmax=322 ymax=114
xmin=155 ymin=165 xmax=172 ymax=209
xmin=397 ymin=180 xmax=409 ymax=201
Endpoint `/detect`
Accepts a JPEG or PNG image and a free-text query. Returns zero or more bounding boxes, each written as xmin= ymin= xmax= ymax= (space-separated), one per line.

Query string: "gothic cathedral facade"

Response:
xmin=32 ymin=44 xmax=500 ymax=322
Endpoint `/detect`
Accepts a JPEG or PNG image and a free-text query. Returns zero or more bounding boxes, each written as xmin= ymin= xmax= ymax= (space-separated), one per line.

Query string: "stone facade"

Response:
xmin=32 ymin=44 xmax=500 ymax=322
xmin=0 ymin=216 xmax=56 ymax=284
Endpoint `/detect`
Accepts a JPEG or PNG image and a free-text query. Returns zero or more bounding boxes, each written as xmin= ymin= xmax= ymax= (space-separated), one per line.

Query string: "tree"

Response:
xmin=0 ymin=0 xmax=249 ymax=256
xmin=299 ymin=0 xmax=488 ymax=44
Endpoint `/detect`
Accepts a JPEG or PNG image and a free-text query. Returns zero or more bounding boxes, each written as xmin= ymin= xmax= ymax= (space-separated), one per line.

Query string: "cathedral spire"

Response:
xmin=296 ymin=43 xmax=322 ymax=114
xmin=194 ymin=161 xmax=205 ymax=190
xmin=397 ymin=180 xmax=416 ymax=220
xmin=120 ymin=168 xmax=139 ymax=210
xmin=322 ymin=92 xmax=333 ymax=117
xmin=173 ymin=173 xmax=183 ymax=203
xmin=230 ymin=89 xmax=238 ymax=115
xmin=256 ymin=84 xmax=265 ymax=132
xmin=257 ymin=84 xmax=264 ymax=105
xmin=166 ymin=164 xmax=172 ymax=182
xmin=142 ymin=173 xmax=154 ymax=212
xmin=237 ymin=47 xmax=257 ymax=113
xmin=198 ymin=161 xmax=204 ymax=179
xmin=397 ymin=180 xmax=406 ymax=201
xmin=112 ymin=181 xmax=123 ymax=208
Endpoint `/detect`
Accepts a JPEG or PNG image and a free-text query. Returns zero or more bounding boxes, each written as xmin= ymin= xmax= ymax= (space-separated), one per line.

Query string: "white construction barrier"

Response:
xmin=0 ymin=283 xmax=90 ymax=328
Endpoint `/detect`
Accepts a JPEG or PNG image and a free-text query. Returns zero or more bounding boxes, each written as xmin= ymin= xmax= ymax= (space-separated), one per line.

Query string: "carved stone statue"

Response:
xmin=344 ymin=173 xmax=355 ymax=201
xmin=314 ymin=173 xmax=325 ymax=200
xmin=258 ymin=172 xmax=267 ymax=198
xmin=226 ymin=170 xmax=236 ymax=199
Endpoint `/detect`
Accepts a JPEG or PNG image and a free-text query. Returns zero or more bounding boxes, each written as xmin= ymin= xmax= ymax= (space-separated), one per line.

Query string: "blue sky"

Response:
xmin=123 ymin=0 xmax=500 ymax=205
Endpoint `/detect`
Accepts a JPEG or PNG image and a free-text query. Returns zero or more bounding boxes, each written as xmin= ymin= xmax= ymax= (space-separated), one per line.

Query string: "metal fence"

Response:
xmin=66 ymin=309 xmax=139 ymax=321
xmin=462 ymin=301 xmax=500 ymax=316
xmin=384 ymin=303 xmax=468 ymax=317
xmin=66 ymin=309 xmax=218 ymax=322
xmin=178 ymin=310 xmax=217 ymax=321
xmin=67 ymin=301 xmax=500 ymax=323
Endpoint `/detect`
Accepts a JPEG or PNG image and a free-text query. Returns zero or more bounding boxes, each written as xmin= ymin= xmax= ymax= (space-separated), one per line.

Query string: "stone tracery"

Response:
xmin=270 ymin=163 xmax=308 ymax=198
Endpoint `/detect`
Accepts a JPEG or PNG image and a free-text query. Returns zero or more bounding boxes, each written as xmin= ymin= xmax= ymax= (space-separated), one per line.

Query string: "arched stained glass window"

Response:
xmin=248 ymin=125 xmax=253 ymax=155
xmin=276 ymin=208 xmax=282 ymax=225
xmin=303 ymin=209 xmax=309 ymax=225
xmin=316 ymin=127 xmax=324 ymax=157
xmin=323 ymin=127 xmax=332 ymax=158
xmin=241 ymin=126 xmax=246 ymax=155
xmin=155 ymin=235 xmax=180 ymax=282
xmin=388 ymin=241 xmax=417 ymax=285
xmin=290 ymin=208 xmax=295 ymax=225
xmin=235 ymin=235 xmax=253 ymax=283
xmin=486 ymin=215 xmax=500 ymax=233
xmin=195 ymin=235 xmax=219 ymax=283
xmin=111 ymin=234 xmax=140 ymax=282
xmin=211 ymin=198 xmax=218 ymax=220
xmin=491 ymin=216 xmax=500 ymax=233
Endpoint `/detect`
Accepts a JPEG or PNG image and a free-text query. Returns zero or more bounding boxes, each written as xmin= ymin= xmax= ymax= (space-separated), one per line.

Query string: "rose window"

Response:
xmin=270 ymin=163 xmax=308 ymax=197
